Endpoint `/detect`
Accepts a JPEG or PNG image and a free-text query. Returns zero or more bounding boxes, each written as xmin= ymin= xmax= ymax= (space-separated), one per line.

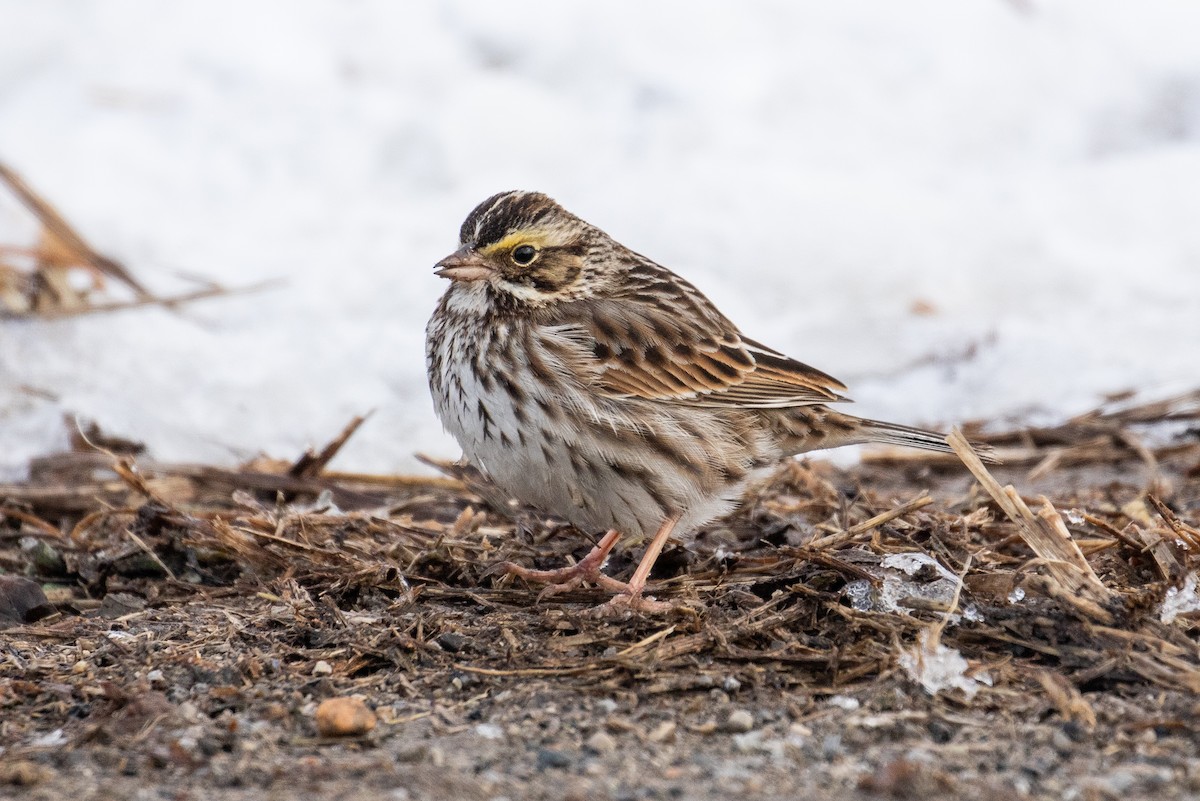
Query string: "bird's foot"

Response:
xmin=578 ymin=588 xmax=687 ymax=618
xmin=496 ymin=529 xmax=624 ymax=601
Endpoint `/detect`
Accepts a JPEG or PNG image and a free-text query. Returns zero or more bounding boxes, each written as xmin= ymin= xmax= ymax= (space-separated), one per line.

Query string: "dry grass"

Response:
xmin=2 ymin=391 xmax=1199 ymax=797
xmin=0 ymin=161 xmax=273 ymax=318
xmin=2 ymin=391 xmax=1197 ymax=692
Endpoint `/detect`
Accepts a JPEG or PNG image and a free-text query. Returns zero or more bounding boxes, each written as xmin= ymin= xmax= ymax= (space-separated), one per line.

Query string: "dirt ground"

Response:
xmin=2 ymin=395 xmax=1200 ymax=801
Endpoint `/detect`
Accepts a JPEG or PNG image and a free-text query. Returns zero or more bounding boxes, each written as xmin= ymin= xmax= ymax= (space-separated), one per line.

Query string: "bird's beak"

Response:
xmin=434 ymin=249 xmax=495 ymax=282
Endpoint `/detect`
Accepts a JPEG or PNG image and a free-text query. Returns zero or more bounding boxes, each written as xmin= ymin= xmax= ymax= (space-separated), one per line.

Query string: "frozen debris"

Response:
xmin=881 ymin=552 xmax=957 ymax=581
xmin=1159 ymin=572 xmax=1200 ymax=624
xmin=898 ymin=630 xmax=991 ymax=700
xmin=844 ymin=553 xmax=960 ymax=615
xmin=1007 ymin=587 xmax=1026 ymax=604
xmin=844 ymin=579 xmax=875 ymax=612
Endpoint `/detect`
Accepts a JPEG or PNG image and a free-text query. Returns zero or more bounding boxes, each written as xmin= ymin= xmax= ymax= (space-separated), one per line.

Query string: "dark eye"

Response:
xmin=511 ymin=245 xmax=537 ymax=265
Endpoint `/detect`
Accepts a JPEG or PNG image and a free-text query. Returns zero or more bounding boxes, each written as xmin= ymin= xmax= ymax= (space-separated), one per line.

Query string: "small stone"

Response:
xmin=585 ymin=731 xmax=617 ymax=754
xmin=0 ymin=758 xmax=53 ymax=786
xmin=71 ymin=660 xmax=88 ymax=675
xmin=1051 ymin=728 xmax=1075 ymax=754
xmin=146 ymin=669 xmax=166 ymax=687
xmin=435 ymin=632 xmax=467 ymax=653
xmin=693 ymin=719 xmax=719 ymax=735
xmin=827 ymin=695 xmax=860 ymax=711
xmin=536 ymin=749 xmax=573 ymax=770
xmin=475 ymin=723 xmax=503 ymax=740
xmin=314 ymin=696 xmax=376 ymax=737
xmin=722 ymin=676 xmax=741 ymax=692
xmin=99 ymin=592 xmax=146 ymax=619
xmin=722 ymin=709 xmax=754 ymax=733
xmin=312 ymin=660 xmax=333 ymax=676
xmin=647 ymin=721 xmax=677 ymax=744
xmin=595 ymin=699 xmax=618 ymax=714
xmin=729 ymin=729 xmax=768 ymax=753
xmin=25 ymin=539 xmax=66 ymax=577
xmin=0 ymin=575 xmax=52 ymax=625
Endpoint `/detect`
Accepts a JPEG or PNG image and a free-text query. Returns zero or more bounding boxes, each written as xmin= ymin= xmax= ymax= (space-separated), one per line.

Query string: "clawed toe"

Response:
xmin=580 ymin=591 xmax=698 ymax=618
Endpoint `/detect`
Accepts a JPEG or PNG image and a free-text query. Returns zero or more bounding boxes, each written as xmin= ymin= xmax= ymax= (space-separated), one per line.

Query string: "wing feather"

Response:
xmin=553 ymin=270 xmax=851 ymax=409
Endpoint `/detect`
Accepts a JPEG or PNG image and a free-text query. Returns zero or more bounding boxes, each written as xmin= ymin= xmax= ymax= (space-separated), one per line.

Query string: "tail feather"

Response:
xmin=772 ymin=406 xmax=997 ymax=463
xmin=859 ymin=417 xmax=999 ymax=463
xmin=858 ymin=418 xmax=954 ymax=454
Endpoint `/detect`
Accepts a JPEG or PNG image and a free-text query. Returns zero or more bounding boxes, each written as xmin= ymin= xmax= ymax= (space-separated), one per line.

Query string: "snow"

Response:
xmin=898 ymin=630 xmax=992 ymax=700
xmin=1159 ymin=571 xmax=1200 ymax=624
xmin=2 ymin=1 xmax=1199 ymax=478
xmin=845 ymin=552 xmax=962 ymax=616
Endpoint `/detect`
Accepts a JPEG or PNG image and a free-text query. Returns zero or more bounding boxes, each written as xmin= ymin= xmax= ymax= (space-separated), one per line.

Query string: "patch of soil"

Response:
xmin=2 ymin=393 xmax=1199 ymax=800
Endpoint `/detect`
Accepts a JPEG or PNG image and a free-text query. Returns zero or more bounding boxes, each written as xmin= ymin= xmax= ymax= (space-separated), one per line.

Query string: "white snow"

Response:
xmin=846 ymin=552 xmax=962 ymax=615
xmin=880 ymin=552 xmax=957 ymax=581
xmin=898 ymin=630 xmax=991 ymax=700
xmin=2 ymin=1 xmax=1199 ymax=477
xmin=1159 ymin=571 xmax=1200 ymax=624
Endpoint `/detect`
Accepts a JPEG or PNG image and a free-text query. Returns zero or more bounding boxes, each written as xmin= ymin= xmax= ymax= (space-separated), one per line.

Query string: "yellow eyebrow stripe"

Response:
xmin=479 ymin=231 xmax=549 ymax=257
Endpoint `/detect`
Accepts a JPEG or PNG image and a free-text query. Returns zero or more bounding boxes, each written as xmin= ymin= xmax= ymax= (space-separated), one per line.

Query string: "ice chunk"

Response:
xmin=898 ymin=631 xmax=990 ymax=700
xmin=1160 ymin=572 xmax=1200 ymax=624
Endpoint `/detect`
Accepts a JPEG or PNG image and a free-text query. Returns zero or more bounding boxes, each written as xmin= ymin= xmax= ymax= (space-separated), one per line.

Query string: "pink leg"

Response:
xmin=589 ymin=513 xmax=684 ymax=615
xmin=502 ymin=515 xmax=689 ymax=614
xmin=499 ymin=529 xmax=625 ymax=601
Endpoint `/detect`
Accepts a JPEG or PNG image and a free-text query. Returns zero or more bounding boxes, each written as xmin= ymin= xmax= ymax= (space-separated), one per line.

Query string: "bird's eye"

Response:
xmin=511 ymin=245 xmax=537 ymax=266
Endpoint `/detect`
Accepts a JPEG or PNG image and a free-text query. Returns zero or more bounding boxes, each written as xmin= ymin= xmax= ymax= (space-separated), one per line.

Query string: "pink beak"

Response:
xmin=434 ymin=249 xmax=495 ymax=282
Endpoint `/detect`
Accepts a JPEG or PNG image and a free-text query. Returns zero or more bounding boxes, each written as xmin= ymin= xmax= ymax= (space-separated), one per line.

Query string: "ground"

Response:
xmin=1 ymin=393 xmax=1199 ymax=801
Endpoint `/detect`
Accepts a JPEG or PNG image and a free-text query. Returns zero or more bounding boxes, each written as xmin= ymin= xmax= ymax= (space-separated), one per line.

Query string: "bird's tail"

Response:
xmin=774 ymin=406 xmax=996 ymax=462
xmin=855 ymin=416 xmax=999 ymax=463
xmin=856 ymin=417 xmax=954 ymax=454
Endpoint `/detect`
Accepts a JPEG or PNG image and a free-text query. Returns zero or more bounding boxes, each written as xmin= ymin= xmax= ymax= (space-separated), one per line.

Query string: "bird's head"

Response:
xmin=434 ymin=191 xmax=613 ymax=309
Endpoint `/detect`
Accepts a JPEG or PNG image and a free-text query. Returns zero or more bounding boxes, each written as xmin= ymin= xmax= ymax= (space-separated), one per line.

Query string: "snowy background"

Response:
xmin=1 ymin=1 xmax=1198 ymax=478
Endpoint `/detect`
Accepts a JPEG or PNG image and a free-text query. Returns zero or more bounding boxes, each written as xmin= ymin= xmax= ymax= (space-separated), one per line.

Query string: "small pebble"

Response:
xmin=733 ymin=730 xmax=772 ymax=754
xmin=693 ymin=719 xmax=719 ymax=735
xmin=314 ymin=696 xmax=376 ymax=737
xmin=1051 ymin=728 xmax=1075 ymax=754
xmin=585 ymin=731 xmax=617 ymax=755
xmin=0 ymin=576 xmax=52 ymax=626
xmin=475 ymin=723 xmax=504 ymax=740
xmin=722 ymin=709 xmax=754 ymax=733
xmin=722 ymin=676 xmax=742 ymax=692
xmin=536 ymin=748 xmax=573 ymax=770
xmin=827 ymin=695 xmax=860 ymax=711
xmin=648 ymin=721 xmax=677 ymax=744
xmin=0 ymin=758 xmax=53 ymax=786
xmin=312 ymin=660 xmax=333 ymax=676
xmin=435 ymin=632 xmax=466 ymax=653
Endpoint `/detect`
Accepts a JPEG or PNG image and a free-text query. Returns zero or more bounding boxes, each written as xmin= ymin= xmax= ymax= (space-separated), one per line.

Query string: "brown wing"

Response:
xmin=561 ymin=273 xmax=850 ymax=409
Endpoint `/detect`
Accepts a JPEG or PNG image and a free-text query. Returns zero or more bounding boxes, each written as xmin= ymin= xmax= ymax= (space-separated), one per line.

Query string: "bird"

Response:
xmin=426 ymin=190 xmax=967 ymax=614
